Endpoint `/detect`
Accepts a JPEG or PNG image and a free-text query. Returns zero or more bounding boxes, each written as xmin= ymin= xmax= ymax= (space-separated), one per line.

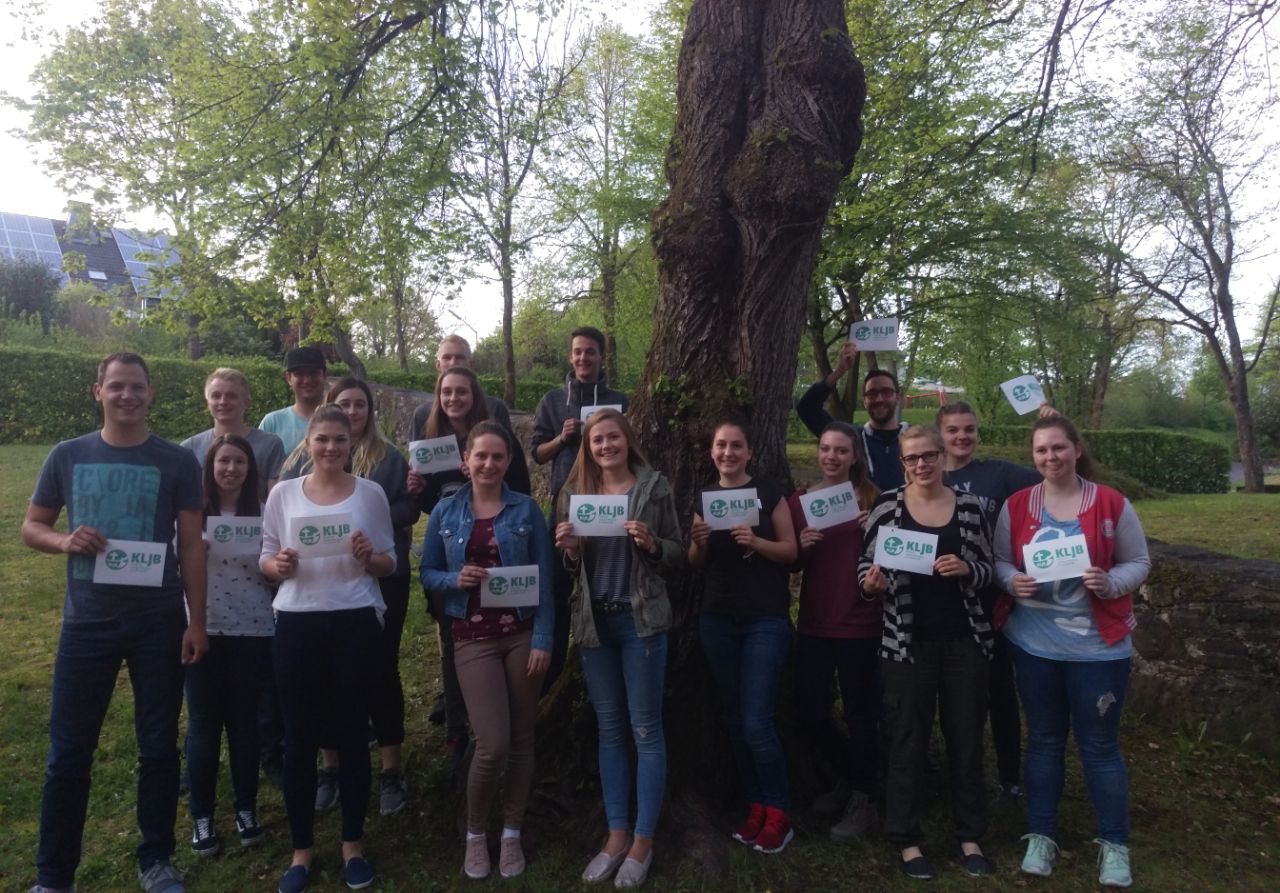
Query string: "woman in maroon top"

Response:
xmin=787 ymin=421 xmax=881 ymax=841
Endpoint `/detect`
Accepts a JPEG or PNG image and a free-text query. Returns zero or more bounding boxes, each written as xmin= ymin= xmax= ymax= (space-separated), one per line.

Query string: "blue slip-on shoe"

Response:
xmin=278 ymin=864 xmax=310 ymax=893
xmin=344 ymin=856 xmax=375 ymax=890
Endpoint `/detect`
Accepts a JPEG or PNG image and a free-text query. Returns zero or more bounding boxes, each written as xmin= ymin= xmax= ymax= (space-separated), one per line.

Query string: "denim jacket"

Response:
xmin=420 ymin=481 xmax=555 ymax=652
xmin=556 ymin=465 xmax=684 ymax=646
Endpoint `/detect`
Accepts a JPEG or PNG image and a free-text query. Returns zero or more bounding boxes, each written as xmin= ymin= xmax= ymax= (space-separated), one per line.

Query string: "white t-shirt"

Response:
xmin=261 ymin=476 xmax=395 ymax=616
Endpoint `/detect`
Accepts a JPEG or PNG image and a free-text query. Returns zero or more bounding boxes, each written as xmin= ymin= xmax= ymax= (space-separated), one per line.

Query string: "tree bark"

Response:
xmin=332 ymin=323 xmax=367 ymax=380
xmin=620 ymin=0 xmax=864 ymax=852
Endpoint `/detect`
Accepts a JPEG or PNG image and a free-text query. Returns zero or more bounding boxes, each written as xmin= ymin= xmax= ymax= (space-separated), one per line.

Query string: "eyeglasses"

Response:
xmin=901 ymin=450 xmax=942 ymax=467
xmin=863 ymin=387 xmax=897 ymax=400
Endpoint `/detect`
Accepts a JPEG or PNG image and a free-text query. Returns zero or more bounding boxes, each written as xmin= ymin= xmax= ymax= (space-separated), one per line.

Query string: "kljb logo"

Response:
xmin=709 ymin=499 xmax=729 ymax=518
xmin=855 ymin=323 xmax=895 ymax=340
xmin=883 ymin=536 xmax=904 ymax=556
xmin=1032 ymin=549 xmax=1054 ymax=569
xmin=1012 ymin=384 xmax=1038 ymax=403
xmin=213 ymin=524 xmax=233 ymax=543
xmin=577 ymin=504 xmax=597 ymax=523
xmin=809 ymin=498 xmax=829 ymax=518
xmin=488 ymin=577 xmax=509 ymax=595
xmin=414 ymin=447 xmax=430 ymax=464
xmin=105 ymin=549 xmax=128 ymax=570
xmin=298 ymin=525 xmax=321 ymax=546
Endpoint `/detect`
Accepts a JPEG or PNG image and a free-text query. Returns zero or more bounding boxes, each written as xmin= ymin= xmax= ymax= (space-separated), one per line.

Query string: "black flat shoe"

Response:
xmin=902 ymin=854 xmax=936 ymax=880
xmin=960 ymin=850 xmax=992 ymax=877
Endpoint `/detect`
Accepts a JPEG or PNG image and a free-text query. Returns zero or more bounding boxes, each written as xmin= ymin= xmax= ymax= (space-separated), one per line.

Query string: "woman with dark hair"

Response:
xmin=787 ymin=421 xmax=881 ymax=840
xmin=262 ymin=405 xmax=396 ymax=893
xmin=421 ymin=421 xmax=554 ymax=880
xmin=688 ymin=417 xmax=798 ymax=855
xmin=994 ymin=416 xmax=1150 ymax=888
xmin=554 ymin=409 xmax=683 ymax=887
xmin=283 ymin=377 xmax=420 ymax=817
xmin=408 ymin=366 xmax=530 ymax=772
xmin=859 ymin=425 xmax=995 ymax=881
xmin=186 ymin=434 xmax=272 ymax=857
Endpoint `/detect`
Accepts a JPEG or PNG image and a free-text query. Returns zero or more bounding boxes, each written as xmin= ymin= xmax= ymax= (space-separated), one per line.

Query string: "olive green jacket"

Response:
xmin=556 ymin=465 xmax=684 ymax=647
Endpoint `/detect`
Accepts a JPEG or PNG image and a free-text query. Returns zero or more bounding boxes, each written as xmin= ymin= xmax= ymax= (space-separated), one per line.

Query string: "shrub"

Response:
xmin=0 ymin=346 xmax=561 ymax=443
xmin=981 ymin=424 xmax=1228 ymax=494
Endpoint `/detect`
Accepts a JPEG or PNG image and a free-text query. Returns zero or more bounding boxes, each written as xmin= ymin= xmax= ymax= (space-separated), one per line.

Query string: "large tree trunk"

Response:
xmin=615 ymin=0 xmax=862 ymax=861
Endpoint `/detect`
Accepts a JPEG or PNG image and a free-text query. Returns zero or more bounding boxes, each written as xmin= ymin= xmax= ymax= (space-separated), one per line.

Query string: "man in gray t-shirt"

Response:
xmin=21 ymin=352 xmax=206 ymax=893
xmin=181 ymin=366 xmax=284 ymax=501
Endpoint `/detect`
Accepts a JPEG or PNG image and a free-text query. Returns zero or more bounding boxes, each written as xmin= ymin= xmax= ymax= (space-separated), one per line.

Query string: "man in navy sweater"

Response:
xmin=796 ymin=342 xmax=909 ymax=491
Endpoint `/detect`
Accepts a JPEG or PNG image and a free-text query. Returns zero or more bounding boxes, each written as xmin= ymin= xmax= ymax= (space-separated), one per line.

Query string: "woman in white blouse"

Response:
xmin=260 ymin=404 xmax=395 ymax=893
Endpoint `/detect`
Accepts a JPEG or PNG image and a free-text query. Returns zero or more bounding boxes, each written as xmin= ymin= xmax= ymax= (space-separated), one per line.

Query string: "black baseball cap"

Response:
xmin=285 ymin=346 xmax=327 ymax=372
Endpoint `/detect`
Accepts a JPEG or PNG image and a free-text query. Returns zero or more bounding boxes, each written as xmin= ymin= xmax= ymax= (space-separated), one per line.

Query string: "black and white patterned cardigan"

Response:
xmin=857 ymin=486 xmax=995 ymax=663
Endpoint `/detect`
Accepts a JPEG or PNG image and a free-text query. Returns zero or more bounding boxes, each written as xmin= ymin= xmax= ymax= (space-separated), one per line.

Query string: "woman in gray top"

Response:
xmin=555 ymin=410 xmax=683 ymax=888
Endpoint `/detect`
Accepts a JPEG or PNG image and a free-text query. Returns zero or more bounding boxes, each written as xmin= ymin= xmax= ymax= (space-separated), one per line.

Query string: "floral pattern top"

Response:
xmin=452 ymin=516 xmax=533 ymax=641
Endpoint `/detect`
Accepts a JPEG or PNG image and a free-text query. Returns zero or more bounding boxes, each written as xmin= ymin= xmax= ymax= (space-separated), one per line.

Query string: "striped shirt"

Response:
xmin=858 ymin=486 xmax=995 ymax=662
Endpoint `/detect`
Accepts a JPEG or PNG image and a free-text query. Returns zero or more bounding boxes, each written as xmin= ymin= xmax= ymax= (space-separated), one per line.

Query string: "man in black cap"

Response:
xmin=258 ymin=347 xmax=328 ymax=455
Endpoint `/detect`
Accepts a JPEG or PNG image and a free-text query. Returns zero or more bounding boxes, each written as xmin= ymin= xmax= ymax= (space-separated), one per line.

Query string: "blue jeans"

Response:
xmin=37 ymin=609 xmax=187 ymax=888
xmin=698 ymin=613 xmax=791 ymax=811
xmin=185 ymin=634 xmax=271 ymax=818
xmin=1010 ymin=643 xmax=1130 ymax=844
xmin=580 ymin=611 xmax=668 ymax=838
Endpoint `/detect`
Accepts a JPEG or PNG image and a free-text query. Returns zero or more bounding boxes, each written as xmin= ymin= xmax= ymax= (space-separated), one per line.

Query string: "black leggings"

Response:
xmin=275 ymin=607 xmax=381 ymax=848
xmin=370 ymin=576 xmax=410 ymax=746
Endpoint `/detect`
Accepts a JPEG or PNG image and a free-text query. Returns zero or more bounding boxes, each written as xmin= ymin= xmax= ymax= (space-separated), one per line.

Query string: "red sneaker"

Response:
xmin=752 ymin=806 xmax=794 ymax=854
xmin=732 ymin=803 xmax=767 ymax=845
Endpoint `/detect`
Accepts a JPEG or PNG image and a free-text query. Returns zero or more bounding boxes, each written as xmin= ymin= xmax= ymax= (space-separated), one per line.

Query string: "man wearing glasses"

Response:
xmin=797 ymin=342 xmax=910 ymax=491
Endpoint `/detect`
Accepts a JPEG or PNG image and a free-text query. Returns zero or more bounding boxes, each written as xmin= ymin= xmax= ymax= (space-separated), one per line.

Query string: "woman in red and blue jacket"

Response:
xmin=993 ymin=416 xmax=1150 ymax=889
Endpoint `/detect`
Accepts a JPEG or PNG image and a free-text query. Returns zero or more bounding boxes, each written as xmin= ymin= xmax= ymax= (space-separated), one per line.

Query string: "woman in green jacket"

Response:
xmin=555 ymin=409 xmax=683 ymax=888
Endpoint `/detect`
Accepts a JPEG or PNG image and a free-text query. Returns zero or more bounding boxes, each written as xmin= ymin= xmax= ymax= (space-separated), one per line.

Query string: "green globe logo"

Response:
xmin=1032 ymin=549 xmax=1054 ymax=569
xmin=298 ymin=525 xmax=321 ymax=546
xmin=105 ymin=549 xmax=129 ymax=570
xmin=854 ymin=325 xmax=871 ymax=340
xmin=576 ymin=504 xmax=597 ymax=523
xmin=709 ymin=499 xmax=729 ymax=519
xmin=488 ymin=577 xmax=509 ymax=595
xmin=213 ymin=524 xmax=233 ymax=543
xmin=1012 ymin=384 xmax=1033 ymax=403
xmin=809 ymin=498 xmax=828 ymax=518
xmin=883 ymin=536 xmax=904 ymax=556
xmin=414 ymin=447 xmax=430 ymax=464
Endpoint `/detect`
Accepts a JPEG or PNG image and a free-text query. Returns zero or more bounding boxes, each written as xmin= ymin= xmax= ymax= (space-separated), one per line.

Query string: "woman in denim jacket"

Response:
xmin=554 ymin=409 xmax=683 ymax=888
xmin=420 ymin=422 xmax=555 ymax=880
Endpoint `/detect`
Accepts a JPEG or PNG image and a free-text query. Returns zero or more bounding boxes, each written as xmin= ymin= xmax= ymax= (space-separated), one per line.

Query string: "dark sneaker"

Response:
xmin=830 ymin=790 xmax=877 ymax=841
xmin=236 ymin=809 xmax=265 ymax=847
xmin=343 ymin=856 xmax=375 ymax=890
xmin=379 ymin=769 xmax=408 ymax=816
xmin=901 ymin=854 xmax=935 ymax=880
xmin=138 ymin=862 xmax=186 ymax=893
xmin=315 ymin=766 xmax=340 ymax=812
xmin=752 ymin=807 xmax=794 ymax=854
xmin=191 ymin=816 xmax=220 ymax=857
xmin=731 ymin=803 xmax=767 ymax=845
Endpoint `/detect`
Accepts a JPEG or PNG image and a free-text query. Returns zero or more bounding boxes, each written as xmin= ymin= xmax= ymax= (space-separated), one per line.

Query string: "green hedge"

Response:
xmin=982 ymin=424 xmax=1229 ymax=494
xmin=0 ymin=346 xmax=559 ymax=444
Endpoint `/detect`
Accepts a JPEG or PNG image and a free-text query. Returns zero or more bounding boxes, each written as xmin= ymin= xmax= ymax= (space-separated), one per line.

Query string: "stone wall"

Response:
xmin=1130 ymin=540 xmax=1280 ymax=757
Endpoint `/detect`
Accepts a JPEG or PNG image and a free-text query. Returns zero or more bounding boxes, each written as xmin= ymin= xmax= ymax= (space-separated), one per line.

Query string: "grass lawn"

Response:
xmin=1136 ymin=493 xmax=1280 ymax=560
xmin=2 ymin=443 xmax=1279 ymax=891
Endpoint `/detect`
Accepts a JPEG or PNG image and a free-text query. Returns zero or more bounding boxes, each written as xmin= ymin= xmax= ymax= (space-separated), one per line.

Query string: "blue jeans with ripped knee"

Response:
xmin=580 ymin=610 xmax=668 ymax=838
xmin=1010 ymin=643 xmax=1130 ymax=844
